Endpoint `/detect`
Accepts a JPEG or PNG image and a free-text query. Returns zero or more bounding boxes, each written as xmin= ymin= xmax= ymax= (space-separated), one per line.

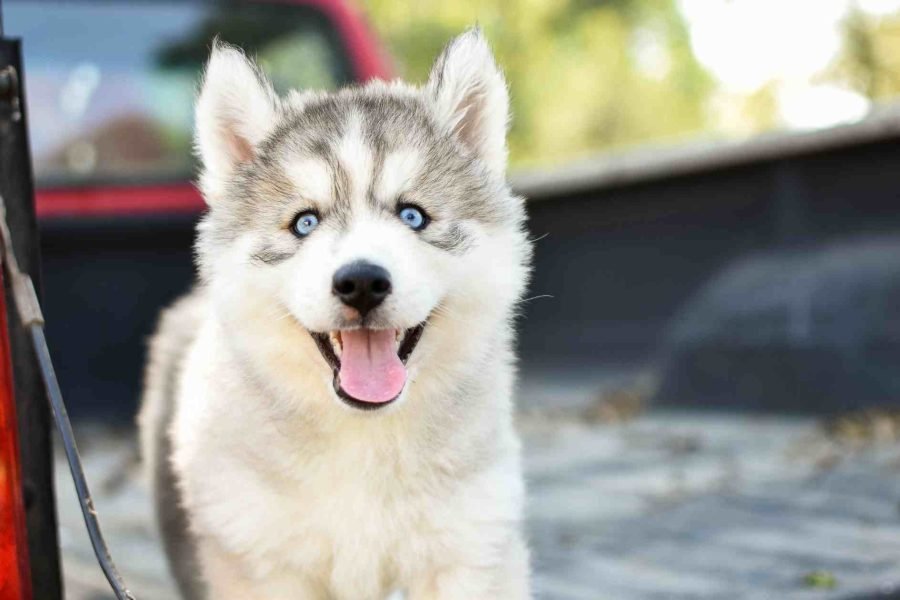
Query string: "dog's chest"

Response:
xmin=205 ymin=427 xmax=442 ymax=593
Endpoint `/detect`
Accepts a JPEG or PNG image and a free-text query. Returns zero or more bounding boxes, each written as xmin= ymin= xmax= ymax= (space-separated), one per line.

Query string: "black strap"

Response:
xmin=30 ymin=325 xmax=135 ymax=600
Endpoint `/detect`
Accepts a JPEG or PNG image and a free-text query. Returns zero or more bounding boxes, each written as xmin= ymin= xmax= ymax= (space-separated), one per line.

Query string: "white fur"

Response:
xmin=427 ymin=29 xmax=510 ymax=176
xmin=377 ymin=150 xmax=423 ymax=202
xmin=281 ymin=156 xmax=333 ymax=203
xmin=145 ymin=30 xmax=531 ymax=600
xmin=195 ymin=42 xmax=279 ymax=201
xmin=334 ymin=113 xmax=374 ymax=202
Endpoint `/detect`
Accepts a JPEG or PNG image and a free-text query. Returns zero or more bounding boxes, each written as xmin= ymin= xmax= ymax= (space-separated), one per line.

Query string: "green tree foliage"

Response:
xmin=825 ymin=6 xmax=900 ymax=101
xmin=360 ymin=0 xmax=714 ymax=167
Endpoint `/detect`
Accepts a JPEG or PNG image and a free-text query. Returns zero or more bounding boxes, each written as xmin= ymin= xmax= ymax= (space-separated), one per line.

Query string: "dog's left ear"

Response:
xmin=427 ymin=28 xmax=510 ymax=177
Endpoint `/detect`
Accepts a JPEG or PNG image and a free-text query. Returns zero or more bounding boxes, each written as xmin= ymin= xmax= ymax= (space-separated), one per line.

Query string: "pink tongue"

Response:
xmin=338 ymin=329 xmax=407 ymax=403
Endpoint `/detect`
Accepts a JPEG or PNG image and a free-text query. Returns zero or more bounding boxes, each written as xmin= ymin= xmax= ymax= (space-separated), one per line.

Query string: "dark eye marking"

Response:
xmin=251 ymin=247 xmax=296 ymax=265
xmin=251 ymin=209 xmax=321 ymax=266
xmin=426 ymin=223 xmax=472 ymax=254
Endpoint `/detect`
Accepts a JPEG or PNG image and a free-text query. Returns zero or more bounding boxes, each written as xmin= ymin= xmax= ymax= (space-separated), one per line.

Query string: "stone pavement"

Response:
xmin=54 ymin=403 xmax=900 ymax=600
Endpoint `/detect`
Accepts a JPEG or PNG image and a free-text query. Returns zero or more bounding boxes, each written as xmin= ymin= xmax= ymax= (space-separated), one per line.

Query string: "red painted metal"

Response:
xmin=36 ymin=184 xmax=204 ymax=219
xmin=34 ymin=0 xmax=393 ymax=221
xmin=0 ymin=269 xmax=32 ymax=600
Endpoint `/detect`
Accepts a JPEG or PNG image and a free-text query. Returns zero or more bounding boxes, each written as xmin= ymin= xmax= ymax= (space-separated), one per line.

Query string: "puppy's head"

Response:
xmin=195 ymin=30 xmax=531 ymax=412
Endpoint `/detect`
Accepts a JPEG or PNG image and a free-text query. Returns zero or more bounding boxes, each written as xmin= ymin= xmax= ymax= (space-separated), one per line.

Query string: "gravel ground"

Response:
xmin=53 ymin=387 xmax=900 ymax=600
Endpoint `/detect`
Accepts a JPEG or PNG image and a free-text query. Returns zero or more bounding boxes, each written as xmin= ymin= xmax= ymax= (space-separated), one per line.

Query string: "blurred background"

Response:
xmin=4 ymin=0 xmax=900 ymax=598
xmin=366 ymin=0 xmax=900 ymax=164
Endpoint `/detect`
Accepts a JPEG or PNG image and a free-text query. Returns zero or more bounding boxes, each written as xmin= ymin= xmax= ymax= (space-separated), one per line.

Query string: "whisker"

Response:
xmin=518 ymin=294 xmax=554 ymax=304
xmin=428 ymin=304 xmax=482 ymax=328
xmin=272 ymin=310 xmax=297 ymax=323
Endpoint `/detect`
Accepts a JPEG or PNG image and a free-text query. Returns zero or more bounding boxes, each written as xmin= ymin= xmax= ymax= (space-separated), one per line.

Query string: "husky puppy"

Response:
xmin=139 ymin=28 xmax=532 ymax=600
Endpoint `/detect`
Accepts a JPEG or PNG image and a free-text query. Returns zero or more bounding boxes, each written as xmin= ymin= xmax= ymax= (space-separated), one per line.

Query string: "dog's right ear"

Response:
xmin=427 ymin=28 xmax=509 ymax=177
xmin=195 ymin=42 xmax=278 ymax=201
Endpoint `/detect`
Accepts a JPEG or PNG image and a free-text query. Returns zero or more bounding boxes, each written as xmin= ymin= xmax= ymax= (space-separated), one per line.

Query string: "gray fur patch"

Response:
xmin=365 ymin=136 xmax=387 ymax=211
xmin=251 ymin=245 xmax=296 ymax=265
xmin=427 ymin=223 xmax=473 ymax=254
xmin=310 ymin=139 xmax=352 ymax=230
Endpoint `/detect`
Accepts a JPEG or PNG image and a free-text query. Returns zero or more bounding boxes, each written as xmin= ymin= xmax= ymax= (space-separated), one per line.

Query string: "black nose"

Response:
xmin=332 ymin=260 xmax=392 ymax=317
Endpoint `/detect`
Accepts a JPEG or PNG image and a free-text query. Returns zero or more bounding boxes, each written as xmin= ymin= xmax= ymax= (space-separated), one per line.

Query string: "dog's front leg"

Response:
xmin=200 ymin=540 xmax=323 ymax=600
xmin=408 ymin=537 xmax=531 ymax=600
xmin=200 ymin=542 xmax=262 ymax=600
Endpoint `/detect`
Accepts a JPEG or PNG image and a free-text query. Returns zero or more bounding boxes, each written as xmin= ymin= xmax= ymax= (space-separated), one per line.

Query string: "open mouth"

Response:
xmin=312 ymin=324 xmax=425 ymax=411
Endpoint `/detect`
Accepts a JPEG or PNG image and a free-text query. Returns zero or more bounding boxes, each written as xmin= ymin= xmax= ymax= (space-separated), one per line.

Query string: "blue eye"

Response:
xmin=398 ymin=205 xmax=428 ymax=231
xmin=292 ymin=211 xmax=319 ymax=237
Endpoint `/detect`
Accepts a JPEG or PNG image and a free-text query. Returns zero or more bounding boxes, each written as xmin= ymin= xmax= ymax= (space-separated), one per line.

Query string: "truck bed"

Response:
xmin=54 ymin=376 xmax=900 ymax=600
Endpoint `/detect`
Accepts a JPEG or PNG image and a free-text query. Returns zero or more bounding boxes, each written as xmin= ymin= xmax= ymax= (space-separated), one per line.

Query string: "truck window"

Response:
xmin=3 ymin=0 xmax=353 ymax=187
